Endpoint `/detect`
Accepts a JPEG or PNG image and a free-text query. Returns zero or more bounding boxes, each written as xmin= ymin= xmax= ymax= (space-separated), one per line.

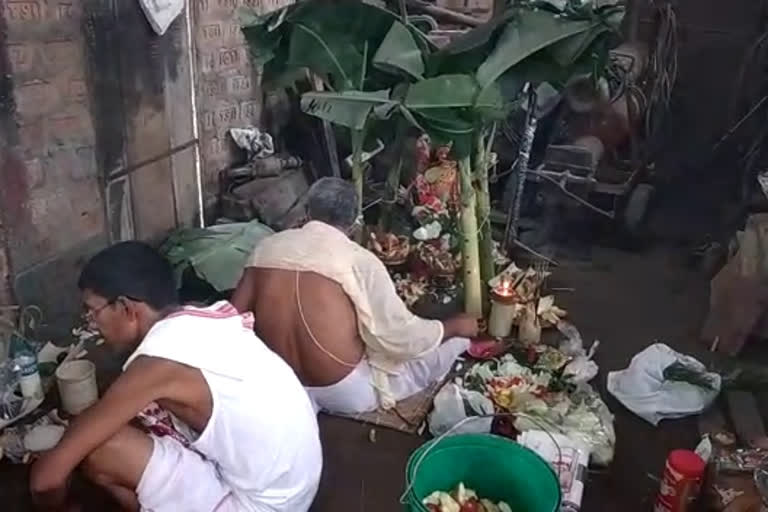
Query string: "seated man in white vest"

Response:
xmin=232 ymin=177 xmax=478 ymax=414
xmin=30 ymin=242 xmax=322 ymax=512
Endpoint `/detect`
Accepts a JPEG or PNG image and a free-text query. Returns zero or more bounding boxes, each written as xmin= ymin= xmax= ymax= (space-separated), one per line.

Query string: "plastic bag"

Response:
xmin=428 ymin=383 xmax=494 ymax=437
xmin=557 ymin=322 xmax=599 ymax=384
xmin=607 ymin=343 xmax=721 ymax=426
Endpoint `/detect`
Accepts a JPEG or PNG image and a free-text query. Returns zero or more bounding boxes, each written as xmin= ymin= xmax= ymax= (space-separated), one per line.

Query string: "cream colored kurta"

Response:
xmin=246 ymin=221 xmax=444 ymax=409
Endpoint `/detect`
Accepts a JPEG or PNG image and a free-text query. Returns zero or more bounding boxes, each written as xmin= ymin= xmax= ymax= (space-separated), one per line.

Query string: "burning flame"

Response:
xmin=496 ymin=278 xmax=513 ymax=297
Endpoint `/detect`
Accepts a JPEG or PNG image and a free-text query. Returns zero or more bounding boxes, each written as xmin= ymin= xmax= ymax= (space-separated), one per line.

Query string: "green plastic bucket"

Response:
xmin=404 ymin=433 xmax=561 ymax=512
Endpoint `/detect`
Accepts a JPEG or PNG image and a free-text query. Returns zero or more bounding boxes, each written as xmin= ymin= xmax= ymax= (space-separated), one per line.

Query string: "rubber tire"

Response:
xmin=623 ymin=183 xmax=654 ymax=237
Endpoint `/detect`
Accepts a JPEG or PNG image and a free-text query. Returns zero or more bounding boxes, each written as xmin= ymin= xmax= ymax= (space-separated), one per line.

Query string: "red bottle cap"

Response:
xmin=668 ymin=450 xmax=706 ymax=478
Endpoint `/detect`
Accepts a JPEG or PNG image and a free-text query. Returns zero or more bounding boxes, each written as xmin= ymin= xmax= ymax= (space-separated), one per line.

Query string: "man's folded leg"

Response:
xmin=389 ymin=337 xmax=471 ymax=402
xmin=307 ymin=337 xmax=470 ymax=415
xmin=82 ymin=426 xmax=242 ymax=512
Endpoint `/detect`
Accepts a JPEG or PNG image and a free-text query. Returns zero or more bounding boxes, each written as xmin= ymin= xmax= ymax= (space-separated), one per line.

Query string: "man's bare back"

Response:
xmin=232 ymin=268 xmax=365 ymax=387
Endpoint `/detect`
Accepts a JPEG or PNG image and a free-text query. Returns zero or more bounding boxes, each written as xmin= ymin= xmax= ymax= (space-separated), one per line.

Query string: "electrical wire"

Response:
xmin=645 ymin=2 xmax=678 ymax=139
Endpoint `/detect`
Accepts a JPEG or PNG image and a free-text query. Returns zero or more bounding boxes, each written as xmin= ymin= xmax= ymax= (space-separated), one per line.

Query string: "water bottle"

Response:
xmin=10 ymin=335 xmax=42 ymax=400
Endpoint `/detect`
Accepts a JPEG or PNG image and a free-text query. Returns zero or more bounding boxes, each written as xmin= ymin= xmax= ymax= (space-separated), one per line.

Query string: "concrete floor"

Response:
xmin=0 ymin=244 xmax=713 ymax=511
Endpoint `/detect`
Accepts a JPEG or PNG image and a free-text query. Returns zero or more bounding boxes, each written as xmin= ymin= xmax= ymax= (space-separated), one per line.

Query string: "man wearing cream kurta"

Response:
xmin=232 ymin=178 xmax=477 ymax=413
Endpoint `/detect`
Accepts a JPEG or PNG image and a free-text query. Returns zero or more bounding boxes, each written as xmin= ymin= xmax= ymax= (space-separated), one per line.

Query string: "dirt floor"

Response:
xmin=0 ymin=240 xmax=716 ymax=511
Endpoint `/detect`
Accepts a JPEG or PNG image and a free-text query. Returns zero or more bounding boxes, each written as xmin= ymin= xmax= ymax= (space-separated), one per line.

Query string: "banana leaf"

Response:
xmin=476 ymin=9 xmax=593 ymax=89
xmin=300 ymin=89 xmax=394 ymax=130
xmin=159 ymin=221 xmax=274 ymax=293
xmin=425 ymin=11 xmax=513 ymax=77
xmin=242 ymin=0 xmax=426 ymax=91
xmin=404 ymin=74 xmax=479 ymax=109
xmin=373 ymin=20 xmax=425 ymax=80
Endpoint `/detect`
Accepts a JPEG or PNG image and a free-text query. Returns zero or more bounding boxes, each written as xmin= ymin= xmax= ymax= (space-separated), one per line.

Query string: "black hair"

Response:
xmin=306 ymin=177 xmax=359 ymax=229
xmin=78 ymin=241 xmax=178 ymax=310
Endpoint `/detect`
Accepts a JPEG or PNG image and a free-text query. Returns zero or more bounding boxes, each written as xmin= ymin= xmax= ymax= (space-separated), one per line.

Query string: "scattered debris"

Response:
xmin=369 ymin=232 xmax=410 ymax=265
xmin=715 ymin=486 xmax=745 ymax=507
xmin=0 ymin=409 xmax=68 ymax=464
xmin=432 ymin=348 xmax=615 ymax=465
xmin=393 ymin=274 xmax=429 ymax=307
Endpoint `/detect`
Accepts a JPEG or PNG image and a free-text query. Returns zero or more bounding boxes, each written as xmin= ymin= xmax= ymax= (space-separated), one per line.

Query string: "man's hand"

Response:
xmin=443 ymin=313 xmax=479 ymax=339
xmin=28 ymin=357 xmax=171 ymax=508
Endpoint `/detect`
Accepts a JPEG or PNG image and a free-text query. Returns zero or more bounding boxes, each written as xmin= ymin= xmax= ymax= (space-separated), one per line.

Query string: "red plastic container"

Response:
xmin=654 ymin=450 xmax=706 ymax=512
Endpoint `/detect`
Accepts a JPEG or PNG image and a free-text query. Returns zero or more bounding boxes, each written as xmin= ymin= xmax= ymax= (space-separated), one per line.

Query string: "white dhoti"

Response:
xmin=137 ymin=436 xmax=246 ymax=512
xmin=306 ymin=337 xmax=471 ymax=415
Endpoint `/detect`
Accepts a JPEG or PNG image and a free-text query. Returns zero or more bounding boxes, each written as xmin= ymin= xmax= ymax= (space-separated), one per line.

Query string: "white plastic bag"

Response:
xmin=428 ymin=383 xmax=494 ymax=437
xmin=557 ymin=322 xmax=599 ymax=384
xmin=607 ymin=343 xmax=721 ymax=426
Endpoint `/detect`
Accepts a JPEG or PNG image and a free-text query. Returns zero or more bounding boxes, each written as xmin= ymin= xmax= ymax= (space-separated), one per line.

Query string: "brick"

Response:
xmin=24 ymin=158 xmax=45 ymax=189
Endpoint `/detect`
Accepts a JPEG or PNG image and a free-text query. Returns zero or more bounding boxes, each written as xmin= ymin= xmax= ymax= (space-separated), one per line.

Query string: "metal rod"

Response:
xmin=526 ymin=170 xmax=616 ymax=219
xmin=503 ymin=87 xmax=537 ymax=253
xmin=107 ymin=139 xmax=199 ymax=181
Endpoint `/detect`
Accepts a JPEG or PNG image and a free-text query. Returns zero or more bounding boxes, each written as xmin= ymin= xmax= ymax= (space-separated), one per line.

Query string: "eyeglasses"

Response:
xmin=83 ymin=300 xmax=114 ymax=322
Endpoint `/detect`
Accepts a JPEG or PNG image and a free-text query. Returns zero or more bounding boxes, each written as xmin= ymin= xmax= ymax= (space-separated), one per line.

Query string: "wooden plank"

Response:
xmin=725 ymin=391 xmax=768 ymax=447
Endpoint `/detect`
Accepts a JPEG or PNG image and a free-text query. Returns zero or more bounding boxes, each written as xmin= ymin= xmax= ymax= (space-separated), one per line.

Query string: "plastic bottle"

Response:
xmin=10 ymin=335 xmax=42 ymax=400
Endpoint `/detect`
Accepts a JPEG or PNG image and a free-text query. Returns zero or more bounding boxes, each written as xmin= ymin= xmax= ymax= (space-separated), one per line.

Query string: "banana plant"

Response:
xmin=242 ymin=1 xmax=432 ymax=213
xmin=242 ymin=0 xmax=623 ymax=316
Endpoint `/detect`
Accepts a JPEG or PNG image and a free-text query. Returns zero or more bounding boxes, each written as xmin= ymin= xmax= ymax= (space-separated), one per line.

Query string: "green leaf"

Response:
xmin=547 ymin=24 xmax=611 ymax=67
xmin=498 ymin=52 xmax=566 ymax=98
xmin=440 ymin=10 xmax=514 ymax=56
xmin=415 ymin=110 xmax=474 ymax=158
xmin=159 ymin=221 xmax=274 ymax=292
xmin=373 ymin=21 xmax=425 ymax=80
xmin=241 ymin=10 xmax=286 ymax=66
xmin=475 ymin=83 xmax=508 ymax=121
xmin=288 ymin=22 xmax=362 ymax=90
xmin=476 ymin=9 xmax=592 ymax=88
xmin=300 ymin=90 xmax=393 ymax=130
xmin=405 ymin=74 xmax=479 ymax=109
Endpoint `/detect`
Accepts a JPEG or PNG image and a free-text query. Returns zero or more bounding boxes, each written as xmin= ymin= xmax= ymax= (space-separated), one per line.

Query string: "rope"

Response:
xmin=295 ymin=271 xmax=358 ymax=368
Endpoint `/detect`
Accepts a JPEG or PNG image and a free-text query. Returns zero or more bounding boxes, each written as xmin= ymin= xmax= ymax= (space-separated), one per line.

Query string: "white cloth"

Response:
xmin=247 ymin=221 xmax=445 ymax=409
xmin=306 ymin=337 xmax=470 ymax=415
xmin=138 ymin=435 xmax=240 ymax=512
xmin=125 ymin=302 xmax=322 ymax=512
xmin=138 ymin=0 xmax=184 ymax=36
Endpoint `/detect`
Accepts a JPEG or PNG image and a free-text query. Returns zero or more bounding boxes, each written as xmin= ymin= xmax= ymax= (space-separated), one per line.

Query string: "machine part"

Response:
xmin=565 ymin=75 xmax=610 ymax=113
xmin=543 ymin=137 xmax=603 ymax=177
xmin=226 ymin=155 xmax=303 ymax=180
xmin=623 ymin=183 xmax=655 ymax=235
xmin=610 ymin=42 xmax=650 ymax=83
